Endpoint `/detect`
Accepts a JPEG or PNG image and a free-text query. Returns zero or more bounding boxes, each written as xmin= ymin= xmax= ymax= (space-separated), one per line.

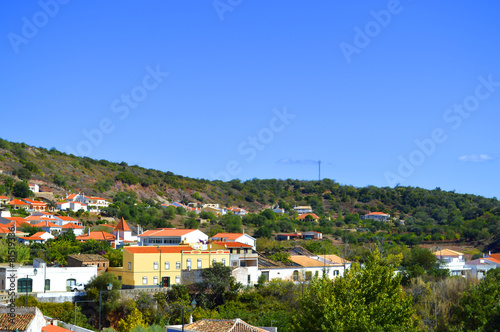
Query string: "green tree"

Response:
xmin=292 ymin=249 xmax=418 ymax=332
xmin=12 ymin=181 xmax=33 ymax=198
xmin=452 ymin=268 xmax=500 ymax=331
xmin=195 ymin=262 xmax=242 ymax=309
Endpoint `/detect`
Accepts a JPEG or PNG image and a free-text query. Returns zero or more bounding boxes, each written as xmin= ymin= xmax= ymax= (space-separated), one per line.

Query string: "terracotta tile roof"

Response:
xmin=125 ymin=245 xmax=191 ymax=254
xmin=62 ymin=223 xmax=83 ymax=229
xmin=433 ymin=249 xmax=463 ymax=257
xmin=87 ymin=196 xmax=106 ymax=200
xmin=138 ymin=228 xmax=198 ymax=237
xmin=9 ymin=199 xmax=29 ymax=205
xmin=68 ymin=254 xmax=109 ymax=262
xmin=185 ymin=318 xmax=268 ymax=332
xmin=0 ymin=225 xmax=23 ymax=234
xmin=485 ymin=257 xmax=500 ymax=265
xmin=297 ymin=213 xmax=320 ymax=220
xmin=42 ymin=324 xmax=73 ymax=332
xmin=67 ymin=194 xmax=77 ymax=200
xmin=488 ymin=253 xmax=500 ymax=260
xmin=76 ymin=231 xmax=116 ymax=241
xmin=213 ymin=241 xmax=252 ymax=248
xmin=23 ymin=199 xmax=46 ymax=206
xmin=4 ymin=217 xmax=30 ymax=228
xmin=57 ymin=216 xmax=77 ymax=221
xmin=290 ymin=255 xmax=337 ymax=267
xmin=33 ymin=221 xmax=61 ymax=228
xmin=0 ymin=313 xmax=35 ymax=331
xmin=212 ymin=233 xmax=243 ymax=240
xmin=366 ymin=212 xmax=389 ymax=216
xmin=0 ymin=196 xmax=9 ymax=200
xmin=115 ymin=217 xmax=131 ymax=232
xmin=323 ymin=254 xmax=351 ymax=264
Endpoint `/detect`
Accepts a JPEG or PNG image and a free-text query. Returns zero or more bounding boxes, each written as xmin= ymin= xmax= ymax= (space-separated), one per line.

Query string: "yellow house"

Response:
xmin=109 ymin=244 xmax=230 ymax=289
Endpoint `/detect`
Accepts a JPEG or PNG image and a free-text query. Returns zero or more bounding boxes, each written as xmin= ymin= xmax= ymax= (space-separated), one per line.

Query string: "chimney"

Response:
xmin=88 ymin=229 xmax=90 ymax=236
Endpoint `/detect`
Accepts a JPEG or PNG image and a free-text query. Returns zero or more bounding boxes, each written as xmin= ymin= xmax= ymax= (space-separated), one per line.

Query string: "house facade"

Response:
xmin=138 ymin=228 xmax=208 ymax=246
xmin=108 ymin=245 xmax=230 ymax=289
xmin=211 ymin=232 xmax=257 ymax=250
xmin=0 ymin=260 xmax=97 ymax=293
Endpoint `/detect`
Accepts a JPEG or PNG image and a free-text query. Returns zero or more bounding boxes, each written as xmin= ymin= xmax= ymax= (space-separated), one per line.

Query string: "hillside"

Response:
xmin=1 ymin=137 xmax=500 ymax=245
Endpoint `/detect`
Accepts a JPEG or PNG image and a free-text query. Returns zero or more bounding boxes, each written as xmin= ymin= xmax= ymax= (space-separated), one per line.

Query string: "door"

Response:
xmin=162 ymin=277 xmax=170 ymax=287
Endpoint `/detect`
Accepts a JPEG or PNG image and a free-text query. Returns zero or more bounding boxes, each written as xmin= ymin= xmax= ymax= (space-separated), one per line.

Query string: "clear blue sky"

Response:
xmin=1 ymin=1 xmax=500 ymax=198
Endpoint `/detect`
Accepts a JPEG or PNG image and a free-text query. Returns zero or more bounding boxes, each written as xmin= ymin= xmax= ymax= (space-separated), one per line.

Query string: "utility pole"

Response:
xmin=318 ymin=160 xmax=321 ymax=181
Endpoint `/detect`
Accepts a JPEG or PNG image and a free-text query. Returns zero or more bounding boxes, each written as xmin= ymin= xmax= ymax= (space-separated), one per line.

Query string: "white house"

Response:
xmin=55 ymin=201 xmax=71 ymax=211
xmin=211 ymin=232 xmax=257 ymax=250
xmin=259 ymin=255 xmax=346 ymax=283
xmin=0 ymin=259 xmax=97 ymax=293
xmin=69 ymin=201 xmax=87 ymax=212
xmin=113 ymin=217 xmax=137 ymax=243
xmin=32 ymin=221 xmax=62 ymax=234
xmin=362 ymin=212 xmax=390 ymax=221
xmin=138 ymin=228 xmax=208 ymax=246
xmin=17 ymin=231 xmax=55 ymax=245
xmin=434 ymin=249 xmax=470 ymax=276
xmin=61 ymin=222 xmax=84 ymax=236
xmin=29 ymin=183 xmax=40 ymax=193
xmin=293 ymin=206 xmax=313 ymax=214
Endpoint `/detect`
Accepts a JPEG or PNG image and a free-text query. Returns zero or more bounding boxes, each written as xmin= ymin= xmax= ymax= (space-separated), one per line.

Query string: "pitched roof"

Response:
xmin=185 ymin=318 xmax=268 ymax=332
xmin=125 ymin=245 xmax=191 ymax=254
xmin=433 ymin=249 xmax=463 ymax=257
xmin=324 ymin=254 xmax=351 ymax=264
xmin=68 ymin=254 xmax=109 ymax=262
xmin=9 ymin=199 xmax=29 ymax=205
xmin=485 ymin=257 xmax=500 ymax=265
xmin=0 ymin=313 xmax=35 ymax=331
xmin=488 ymin=253 xmax=500 ymax=260
xmin=0 ymin=196 xmax=9 ymax=200
xmin=62 ymin=223 xmax=83 ymax=229
xmin=56 ymin=216 xmax=77 ymax=221
xmin=212 ymin=241 xmax=253 ymax=248
xmin=297 ymin=213 xmax=320 ymax=220
xmin=76 ymin=231 xmax=116 ymax=241
xmin=115 ymin=217 xmax=131 ymax=232
xmin=33 ymin=221 xmax=61 ymax=228
xmin=138 ymin=228 xmax=198 ymax=237
xmin=366 ymin=212 xmax=390 ymax=216
xmin=42 ymin=324 xmax=73 ymax=332
xmin=290 ymin=255 xmax=337 ymax=267
xmin=212 ymin=233 xmax=244 ymax=240
xmin=19 ymin=232 xmax=48 ymax=241
xmin=4 ymin=217 xmax=30 ymax=228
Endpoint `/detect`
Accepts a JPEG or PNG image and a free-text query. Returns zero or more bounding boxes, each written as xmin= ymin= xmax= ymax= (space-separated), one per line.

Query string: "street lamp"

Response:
xmin=25 ymin=268 xmax=37 ymax=306
xmin=181 ymin=299 xmax=197 ymax=332
xmin=98 ymin=283 xmax=113 ymax=332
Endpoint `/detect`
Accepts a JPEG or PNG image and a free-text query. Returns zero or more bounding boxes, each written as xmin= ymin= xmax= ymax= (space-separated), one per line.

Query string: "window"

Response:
xmin=66 ymin=278 xmax=76 ymax=291
xmin=45 ymin=279 xmax=50 ymax=291
xmin=175 ymin=276 xmax=180 ymax=284
xmin=165 ymin=262 xmax=170 ymax=270
xmin=305 ymin=271 xmax=312 ymax=281
xmin=153 ymin=277 xmax=158 ymax=285
xmin=293 ymin=270 xmax=299 ymax=281
xmin=18 ymin=278 xmax=33 ymax=293
xmin=212 ymin=258 xmax=216 ymax=265
xmin=222 ymin=258 xmax=226 ymax=266
xmin=176 ymin=261 xmax=181 ymax=269
xmin=197 ymin=259 xmax=202 ymax=269
xmin=247 ymin=275 xmax=251 ymax=284
xmin=186 ymin=259 xmax=191 ymax=269
xmin=153 ymin=262 xmax=159 ymax=270
xmin=142 ymin=277 xmax=148 ymax=284
xmin=333 ymin=270 xmax=340 ymax=276
xmin=128 ymin=262 xmax=131 ymax=270
xmin=261 ymin=271 xmax=269 ymax=282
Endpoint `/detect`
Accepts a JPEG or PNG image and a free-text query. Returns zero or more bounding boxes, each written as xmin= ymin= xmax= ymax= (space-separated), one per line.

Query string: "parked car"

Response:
xmin=70 ymin=283 xmax=85 ymax=291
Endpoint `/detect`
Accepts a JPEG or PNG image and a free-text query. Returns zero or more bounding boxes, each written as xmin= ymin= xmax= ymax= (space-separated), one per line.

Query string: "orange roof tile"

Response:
xmin=213 ymin=241 xmax=252 ymax=248
xmin=33 ymin=221 xmax=61 ymax=228
xmin=0 ymin=196 xmax=9 ymax=200
xmin=367 ymin=212 xmax=389 ymax=215
xmin=62 ymin=223 xmax=83 ymax=229
xmin=57 ymin=216 xmax=77 ymax=221
xmin=297 ymin=213 xmax=320 ymax=220
xmin=42 ymin=324 xmax=73 ymax=332
xmin=212 ymin=233 xmax=244 ymax=240
xmin=485 ymin=257 xmax=500 ymax=265
xmin=115 ymin=217 xmax=131 ymax=232
xmin=76 ymin=231 xmax=116 ymax=241
xmin=488 ymin=253 xmax=500 ymax=260
xmin=9 ymin=199 xmax=29 ymax=205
